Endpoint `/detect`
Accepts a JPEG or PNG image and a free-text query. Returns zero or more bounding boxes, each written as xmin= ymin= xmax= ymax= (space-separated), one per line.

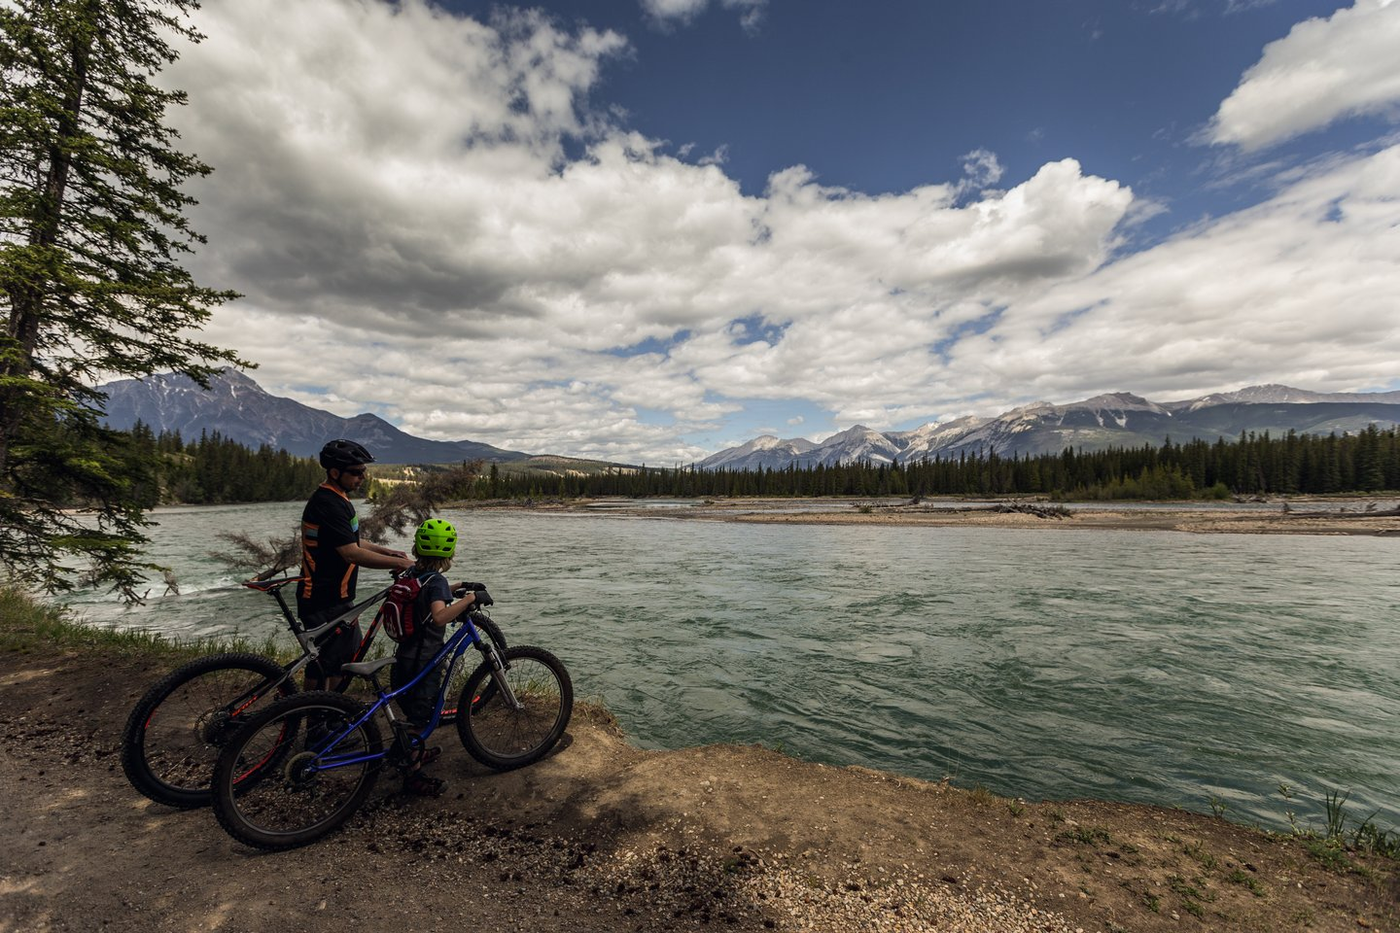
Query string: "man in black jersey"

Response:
xmin=299 ymin=439 xmax=415 ymax=689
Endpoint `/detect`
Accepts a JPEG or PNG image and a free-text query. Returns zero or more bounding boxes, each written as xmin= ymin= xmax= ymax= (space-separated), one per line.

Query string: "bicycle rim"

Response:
xmin=122 ymin=654 xmax=291 ymax=808
xmin=213 ymin=693 xmax=382 ymax=850
xmin=457 ymin=646 xmax=572 ymax=770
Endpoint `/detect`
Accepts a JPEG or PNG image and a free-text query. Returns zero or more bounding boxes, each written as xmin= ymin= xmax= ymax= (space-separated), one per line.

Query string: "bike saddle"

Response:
xmin=339 ymin=657 xmax=395 ymax=678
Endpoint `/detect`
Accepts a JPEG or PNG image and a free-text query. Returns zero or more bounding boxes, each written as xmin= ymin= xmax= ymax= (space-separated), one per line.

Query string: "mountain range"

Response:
xmin=97 ymin=371 xmax=1400 ymax=469
xmin=699 ymin=387 xmax=1400 ymax=471
xmin=99 ymin=370 xmax=528 ymax=463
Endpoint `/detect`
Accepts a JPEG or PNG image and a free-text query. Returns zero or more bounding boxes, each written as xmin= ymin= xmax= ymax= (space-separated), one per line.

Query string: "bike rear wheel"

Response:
xmin=212 ymin=691 xmax=382 ymax=851
xmin=456 ymin=645 xmax=572 ymax=771
xmin=120 ymin=652 xmax=294 ymax=809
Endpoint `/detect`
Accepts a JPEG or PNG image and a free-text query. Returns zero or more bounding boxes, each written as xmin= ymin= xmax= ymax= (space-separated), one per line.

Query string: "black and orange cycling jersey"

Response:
xmin=297 ymin=482 xmax=360 ymax=618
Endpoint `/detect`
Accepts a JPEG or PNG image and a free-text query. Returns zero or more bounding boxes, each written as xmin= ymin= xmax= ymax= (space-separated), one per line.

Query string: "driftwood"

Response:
xmin=1283 ymin=504 xmax=1400 ymax=519
xmin=874 ymin=499 xmax=1073 ymax=519
xmin=211 ymin=530 xmax=301 ymax=581
xmin=989 ymin=503 xmax=1071 ymax=519
xmin=359 ymin=461 xmax=484 ymax=542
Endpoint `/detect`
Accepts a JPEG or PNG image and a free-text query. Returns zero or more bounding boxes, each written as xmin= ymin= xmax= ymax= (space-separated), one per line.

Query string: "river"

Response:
xmin=60 ymin=499 xmax=1400 ymax=833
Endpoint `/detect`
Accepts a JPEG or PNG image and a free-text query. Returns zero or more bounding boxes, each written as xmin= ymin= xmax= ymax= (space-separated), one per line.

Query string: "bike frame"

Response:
xmin=214 ymin=576 xmax=394 ymax=715
xmin=306 ymin=611 xmax=518 ymax=773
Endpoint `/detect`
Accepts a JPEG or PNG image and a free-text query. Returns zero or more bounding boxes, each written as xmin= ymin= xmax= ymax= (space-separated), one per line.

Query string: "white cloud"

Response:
xmin=1152 ymin=1 xmax=1279 ymax=17
xmin=722 ymin=0 xmax=767 ymax=32
xmin=157 ymin=0 xmax=1400 ymax=463
xmin=1209 ymin=0 xmax=1400 ymax=150
xmin=961 ymin=148 xmax=1005 ymax=187
xmin=640 ymin=0 xmax=765 ymax=32
xmin=640 ymin=0 xmax=706 ymax=21
xmin=959 ymin=144 xmax=1400 ymax=406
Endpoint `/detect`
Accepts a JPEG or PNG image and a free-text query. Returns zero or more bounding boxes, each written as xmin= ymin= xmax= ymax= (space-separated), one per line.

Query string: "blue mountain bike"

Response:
xmin=209 ymin=594 xmax=571 ymax=850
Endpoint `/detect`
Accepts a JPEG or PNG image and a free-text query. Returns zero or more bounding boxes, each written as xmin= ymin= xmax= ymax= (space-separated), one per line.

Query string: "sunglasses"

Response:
xmin=341 ymin=467 xmax=367 ymax=476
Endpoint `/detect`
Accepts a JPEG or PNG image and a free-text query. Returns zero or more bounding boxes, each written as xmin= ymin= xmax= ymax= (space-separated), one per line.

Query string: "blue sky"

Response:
xmin=161 ymin=0 xmax=1400 ymax=463
xmin=491 ymin=2 xmax=1313 ymax=197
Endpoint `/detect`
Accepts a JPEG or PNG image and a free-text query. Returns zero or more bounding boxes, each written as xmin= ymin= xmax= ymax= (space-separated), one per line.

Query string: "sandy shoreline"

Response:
xmin=487 ymin=496 xmax=1400 ymax=537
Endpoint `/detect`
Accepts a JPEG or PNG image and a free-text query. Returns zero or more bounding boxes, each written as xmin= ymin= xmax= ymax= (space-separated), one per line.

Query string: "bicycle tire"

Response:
xmin=441 ymin=613 xmax=508 ymax=723
xmin=120 ymin=652 xmax=295 ymax=809
xmin=456 ymin=645 xmax=572 ymax=771
xmin=211 ymin=691 xmax=383 ymax=851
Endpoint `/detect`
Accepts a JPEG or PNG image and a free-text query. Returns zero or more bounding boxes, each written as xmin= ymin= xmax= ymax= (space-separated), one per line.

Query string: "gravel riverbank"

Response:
xmin=498 ymin=496 xmax=1400 ymax=537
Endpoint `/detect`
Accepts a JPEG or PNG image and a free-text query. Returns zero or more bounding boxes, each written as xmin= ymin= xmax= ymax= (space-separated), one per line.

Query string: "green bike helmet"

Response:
xmin=414 ymin=518 xmax=457 ymax=559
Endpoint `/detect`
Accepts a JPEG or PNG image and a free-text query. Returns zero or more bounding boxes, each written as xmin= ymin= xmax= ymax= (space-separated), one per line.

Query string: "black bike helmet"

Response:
xmin=318 ymin=439 xmax=375 ymax=470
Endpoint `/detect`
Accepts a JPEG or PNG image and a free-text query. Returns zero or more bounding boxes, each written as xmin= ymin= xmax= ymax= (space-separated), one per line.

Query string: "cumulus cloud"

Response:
xmin=1208 ymin=0 xmax=1400 ymax=150
xmin=161 ymin=0 xmax=1141 ymax=461
xmin=960 ymin=148 xmax=1005 ymax=188
xmin=157 ymin=0 xmax=1400 ymax=463
xmin=958 ymin=144 xmax=1400 ymax=406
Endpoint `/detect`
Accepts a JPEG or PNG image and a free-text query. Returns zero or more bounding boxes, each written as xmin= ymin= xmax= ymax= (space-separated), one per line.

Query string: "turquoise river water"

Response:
xmin=60 ymin=500 xmax=1400 ymax=833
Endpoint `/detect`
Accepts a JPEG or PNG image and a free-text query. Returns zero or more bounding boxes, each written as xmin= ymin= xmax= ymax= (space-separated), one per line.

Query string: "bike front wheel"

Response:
xmin=120 ymin=652 xmax=295 ymax=809
xmin=441 ymin=613 xmax=508 ymax=723
xmin=211 ymin=691 xmax=383 ymax=851
xmin=456 ymin=645 xmax=572 ymax=771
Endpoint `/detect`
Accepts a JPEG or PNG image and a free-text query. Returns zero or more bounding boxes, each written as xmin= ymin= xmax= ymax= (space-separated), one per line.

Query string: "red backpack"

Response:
xmin=375 ymin=572 xmax=437 ymax=643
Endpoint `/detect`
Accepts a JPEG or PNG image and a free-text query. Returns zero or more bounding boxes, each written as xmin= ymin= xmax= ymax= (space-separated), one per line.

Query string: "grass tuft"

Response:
xmin=968 ymin=783 xmax=997 ymax=807
xmin=1302 ymin=837 xmax=1355 ymax=874
xmin=1055 ymin=827 xmax=1112 ymax=846
xmin=1352 ymin=818 xmax=1400 ymax=859
xmin=1324 ymin=788 xmax=1349 ymax=841
xmin=1184 ymin=840 xmax=1217 ymax=870
xmin=1226 ymin=869 xmax=1266 ymax=897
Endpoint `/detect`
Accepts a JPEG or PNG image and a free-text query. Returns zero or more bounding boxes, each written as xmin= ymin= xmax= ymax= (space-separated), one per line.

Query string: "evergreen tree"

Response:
xmin=0 ymin=0 xmax=243 ymax=597
xmin=1356 ymin=424 xmax=1386 ymax=491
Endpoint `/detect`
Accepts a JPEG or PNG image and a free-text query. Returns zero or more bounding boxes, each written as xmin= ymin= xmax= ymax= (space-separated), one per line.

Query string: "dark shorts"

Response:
xmin=389 ymin=638 xmax=442 ymax=728
xmin=299 ymin=602 xmax=361 ymax=682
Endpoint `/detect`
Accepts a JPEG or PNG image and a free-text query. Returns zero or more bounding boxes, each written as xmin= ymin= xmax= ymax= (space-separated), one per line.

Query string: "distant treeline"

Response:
xmin=481 ymin=426 xmax=1400 ymax=501
xmin=122 ymin=422 xmax=324 ymax=506
xmin=99 ymin=422 xmax=1400 ymax=506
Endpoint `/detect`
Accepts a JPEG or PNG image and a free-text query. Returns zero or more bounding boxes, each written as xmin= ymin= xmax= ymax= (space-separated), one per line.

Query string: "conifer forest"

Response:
xmin=479 ymin=426 xmax=1400 ymax=502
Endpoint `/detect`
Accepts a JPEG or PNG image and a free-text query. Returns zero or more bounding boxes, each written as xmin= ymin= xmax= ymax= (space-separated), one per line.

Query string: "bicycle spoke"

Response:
xmin=123 ymin=654 xmax=291 ymax=807
xmin=457 ymin=647 xmax=571 ymax=770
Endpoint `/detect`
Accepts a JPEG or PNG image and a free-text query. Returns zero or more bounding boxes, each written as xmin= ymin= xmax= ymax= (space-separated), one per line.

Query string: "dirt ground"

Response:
xmin=2 ymin=647 xmax=1396 ymax=933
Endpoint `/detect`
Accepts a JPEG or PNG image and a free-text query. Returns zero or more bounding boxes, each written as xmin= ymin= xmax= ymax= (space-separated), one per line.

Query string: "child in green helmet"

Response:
xmin=392 ymin=517 xmax=482 ymax=796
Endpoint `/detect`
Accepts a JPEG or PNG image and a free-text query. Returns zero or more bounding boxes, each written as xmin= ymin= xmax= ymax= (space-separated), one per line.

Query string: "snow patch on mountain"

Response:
xmin=698 ymin=385 xmax=1400 ymax=470
xmin=98 ymin=369 xmax=528 ymax=463
xmin=1168 ymin=384 xmax=1400 ymax=411
xmin=803 ymin=426 xmax=903 ymax=467
xmin=699 ymin=434 xmax=819 ymax=471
